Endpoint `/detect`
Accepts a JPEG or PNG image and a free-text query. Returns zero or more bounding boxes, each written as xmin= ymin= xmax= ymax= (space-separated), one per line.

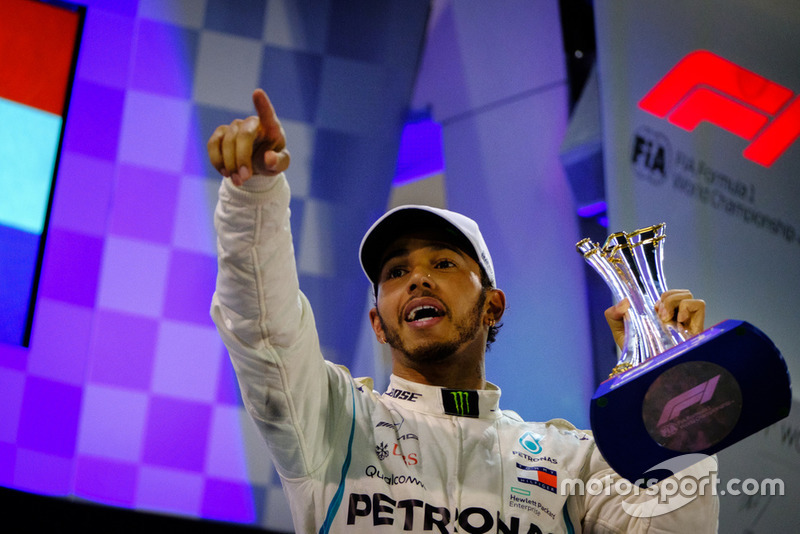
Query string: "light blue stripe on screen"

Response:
xmin=0 ymin=97 xmax=62 ymax=234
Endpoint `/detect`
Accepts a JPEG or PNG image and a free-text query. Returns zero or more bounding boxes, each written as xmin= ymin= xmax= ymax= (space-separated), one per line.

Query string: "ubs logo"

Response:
xmin=639 ymin=50 xmax=800 ymax=167
xmin=375 ymin=441 xmax=418 ymax=465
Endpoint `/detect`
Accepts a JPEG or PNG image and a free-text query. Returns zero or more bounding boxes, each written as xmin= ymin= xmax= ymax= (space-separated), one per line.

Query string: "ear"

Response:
xmin=484 ymin=288 xmax=506 ymax=324
xmin=369 ymin=307 xmax=386 ymax=344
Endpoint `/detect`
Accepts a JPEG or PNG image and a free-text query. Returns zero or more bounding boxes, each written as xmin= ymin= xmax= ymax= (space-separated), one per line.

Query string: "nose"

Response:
xmin=408 ymin=267 xmax=434 ymax=292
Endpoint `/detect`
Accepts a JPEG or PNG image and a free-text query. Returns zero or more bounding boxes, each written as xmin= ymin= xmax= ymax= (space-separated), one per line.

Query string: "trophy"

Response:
xmin=577 ymin=223 xmax=792 ymax=484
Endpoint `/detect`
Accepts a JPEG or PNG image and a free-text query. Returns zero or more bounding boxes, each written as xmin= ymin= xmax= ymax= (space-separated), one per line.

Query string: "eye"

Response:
xmin=435 ymin=259 xmax=456 ymax=269
xmin=385 ymin=266 xmax=406 ymax=280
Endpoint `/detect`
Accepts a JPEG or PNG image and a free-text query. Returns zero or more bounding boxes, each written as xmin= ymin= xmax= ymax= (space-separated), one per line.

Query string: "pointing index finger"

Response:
xmin=252 ymin=89 xmax=284 ymax=149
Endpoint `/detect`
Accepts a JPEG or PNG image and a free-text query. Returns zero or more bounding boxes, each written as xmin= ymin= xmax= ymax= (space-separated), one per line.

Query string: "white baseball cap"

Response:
xmin=359 ymin=205 xmax=496 ymax=288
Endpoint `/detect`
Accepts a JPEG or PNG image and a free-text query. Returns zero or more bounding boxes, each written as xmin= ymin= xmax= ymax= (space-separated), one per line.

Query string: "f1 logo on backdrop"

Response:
xmin=639 ymin=50 xmax=800 ymax=167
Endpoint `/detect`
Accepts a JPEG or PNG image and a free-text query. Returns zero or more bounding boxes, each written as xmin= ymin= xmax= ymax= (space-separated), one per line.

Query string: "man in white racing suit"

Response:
xmin=207 ymin=89 xmax=719 ymax=533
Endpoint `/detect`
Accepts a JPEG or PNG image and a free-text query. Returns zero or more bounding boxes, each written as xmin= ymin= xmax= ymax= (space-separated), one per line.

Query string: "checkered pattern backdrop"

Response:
xmin=0 ymin=0 xmax=429 ymax=530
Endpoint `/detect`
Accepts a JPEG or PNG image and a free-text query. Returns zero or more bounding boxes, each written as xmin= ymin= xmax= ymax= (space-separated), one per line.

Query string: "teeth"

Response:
xmin=407 ymin=306 xmax=438 ymax=322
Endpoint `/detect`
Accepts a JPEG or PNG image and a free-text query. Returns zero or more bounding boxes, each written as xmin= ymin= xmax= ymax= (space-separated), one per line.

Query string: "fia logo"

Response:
xmin=639 ymin=50 xmax=800 ymax=167
xmin=631 ymin=126 xmax=671 ymax=185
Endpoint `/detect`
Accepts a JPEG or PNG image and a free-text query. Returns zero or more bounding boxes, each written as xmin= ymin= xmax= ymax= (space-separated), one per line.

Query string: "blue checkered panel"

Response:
xmin=0 ymin=0 xmax=430 ymax=531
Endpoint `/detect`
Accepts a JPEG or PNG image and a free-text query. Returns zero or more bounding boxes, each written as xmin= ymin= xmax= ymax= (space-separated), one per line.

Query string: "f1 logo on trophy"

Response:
xmin=577 ymin=224 xmax=792 ymax=484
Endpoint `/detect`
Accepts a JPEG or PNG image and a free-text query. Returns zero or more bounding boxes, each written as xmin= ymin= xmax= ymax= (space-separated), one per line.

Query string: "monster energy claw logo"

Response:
xmin=452 ymin=391 xmax=470 ymax=414
xmin=442 ymin=389 xmax=479 ymax=417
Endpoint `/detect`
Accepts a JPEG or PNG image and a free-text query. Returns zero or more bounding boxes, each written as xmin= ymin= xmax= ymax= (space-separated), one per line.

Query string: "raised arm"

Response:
xmin=208 ymin=90 xmax=340 ymax=480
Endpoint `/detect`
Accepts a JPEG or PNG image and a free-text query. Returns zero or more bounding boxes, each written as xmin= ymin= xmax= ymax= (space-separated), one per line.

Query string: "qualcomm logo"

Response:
xmin=519 ymin=432 xmax=543 ymax=455
xmin=639 ymin=50 xmax=800 ymax=167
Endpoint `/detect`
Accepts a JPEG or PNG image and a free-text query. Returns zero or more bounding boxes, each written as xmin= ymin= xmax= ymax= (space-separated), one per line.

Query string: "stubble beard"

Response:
xmin=379 ymin=290 xmax=487 ymax=364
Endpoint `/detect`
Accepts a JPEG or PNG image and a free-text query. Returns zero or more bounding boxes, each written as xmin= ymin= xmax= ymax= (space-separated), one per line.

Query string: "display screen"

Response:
xmin=0 ymin=0 xmax=84 ymax=346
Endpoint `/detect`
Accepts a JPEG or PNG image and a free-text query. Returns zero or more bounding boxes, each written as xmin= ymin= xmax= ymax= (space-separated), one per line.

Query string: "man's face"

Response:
xmin=369 ymin=232 xmax=490 ymax=364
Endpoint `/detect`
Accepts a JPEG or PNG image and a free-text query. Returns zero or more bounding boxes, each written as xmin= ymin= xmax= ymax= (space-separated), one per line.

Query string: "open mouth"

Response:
xmin=404 ymin=298 xmax=446 ymax=324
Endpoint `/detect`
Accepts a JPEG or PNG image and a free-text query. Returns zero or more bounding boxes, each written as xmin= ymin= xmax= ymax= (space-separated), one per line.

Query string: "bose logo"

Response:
xmin=639 ymin=50 xmax=800 ymax=167
xmin=387 ymin=389 xmax=421 ymax=402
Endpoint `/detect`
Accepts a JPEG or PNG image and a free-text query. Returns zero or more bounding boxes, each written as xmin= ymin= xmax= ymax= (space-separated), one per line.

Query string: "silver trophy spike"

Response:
xmin=577 ymin=223 xmax=682 ymax=377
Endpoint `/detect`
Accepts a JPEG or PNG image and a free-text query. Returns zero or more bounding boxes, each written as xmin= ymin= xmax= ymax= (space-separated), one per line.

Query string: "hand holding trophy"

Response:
xmin=577 ymin=223 xmax=791 ymax=484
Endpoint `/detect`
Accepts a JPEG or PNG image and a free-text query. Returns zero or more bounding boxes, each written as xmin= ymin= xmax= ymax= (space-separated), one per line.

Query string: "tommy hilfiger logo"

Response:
xmin=442 ymin=389 xmax=479 ymax=417
xmin=516 ymin=463 xmax=558 ymax=494
xmin=639 ymin=50 xmax=800 ymax=167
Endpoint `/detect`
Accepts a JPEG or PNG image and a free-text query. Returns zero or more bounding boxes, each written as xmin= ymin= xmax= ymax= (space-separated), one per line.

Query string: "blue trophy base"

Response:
xmin=591 ymin=319 xmax=792 ymax=484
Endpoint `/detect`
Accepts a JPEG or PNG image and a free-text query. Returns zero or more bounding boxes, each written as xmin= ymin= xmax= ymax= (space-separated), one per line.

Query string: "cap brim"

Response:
xmin=359 ymin=207 xmax=477 ymax=286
